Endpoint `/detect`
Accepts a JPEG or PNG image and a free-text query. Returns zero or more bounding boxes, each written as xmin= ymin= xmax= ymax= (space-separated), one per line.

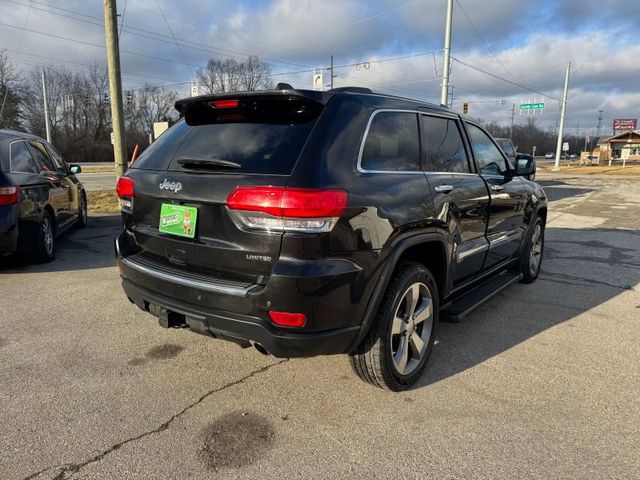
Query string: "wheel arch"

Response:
xmin=348 ymin=233 xmax=450 ymax=351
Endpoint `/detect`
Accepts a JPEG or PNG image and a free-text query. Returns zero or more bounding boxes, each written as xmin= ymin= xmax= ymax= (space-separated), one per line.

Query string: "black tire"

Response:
xmin=76 ymin=192 xmax=88 ymax=229
xmin=34 ymin=211 xmax=55 ymax=263
xmin=520 ymin=215 xmax=544 ymax=283
xmin=349 ymin=262 xmax=439 ymax=391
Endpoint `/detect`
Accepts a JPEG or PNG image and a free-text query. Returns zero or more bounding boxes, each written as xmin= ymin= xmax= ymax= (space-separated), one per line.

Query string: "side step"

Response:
xmin=440 ymin=271 xmax=522 ymax=322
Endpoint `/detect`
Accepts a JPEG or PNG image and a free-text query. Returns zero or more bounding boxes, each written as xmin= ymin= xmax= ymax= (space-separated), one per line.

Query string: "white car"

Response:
xmin=545 ymin=152 xmax=554 ymax=159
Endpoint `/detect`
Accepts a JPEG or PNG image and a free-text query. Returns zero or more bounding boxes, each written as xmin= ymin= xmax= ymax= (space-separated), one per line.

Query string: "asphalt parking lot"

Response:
xmin=1 ymin=174 xmax=639 ymax=480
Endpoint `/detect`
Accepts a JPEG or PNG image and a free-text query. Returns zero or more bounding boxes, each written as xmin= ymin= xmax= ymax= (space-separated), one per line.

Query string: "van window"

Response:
xmin=361 ymin=112 xmax=420 ymax=172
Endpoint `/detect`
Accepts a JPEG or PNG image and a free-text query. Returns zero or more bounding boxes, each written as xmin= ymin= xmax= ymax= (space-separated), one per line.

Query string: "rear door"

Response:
xmin=26 ymin=140 xmax=73 ymax=226
xmin=464 ymin=123 xmax=528 ymax=269
xmin=5 ymin=141 xmax=42 ymax=237
xmin=124 ymin=94 xmax=324 ymax=283
xmin=420 ymin=113 xmax=490 ymax=287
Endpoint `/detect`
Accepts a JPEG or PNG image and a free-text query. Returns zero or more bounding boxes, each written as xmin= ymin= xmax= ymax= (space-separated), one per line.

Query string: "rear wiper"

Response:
xmin=177 ymin=157 xmax=242 ymax=170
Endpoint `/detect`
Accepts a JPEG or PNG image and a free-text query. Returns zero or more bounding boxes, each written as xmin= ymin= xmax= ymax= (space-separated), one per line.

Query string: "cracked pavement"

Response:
xmin=1 ymin=173 xmax=639 ymax=479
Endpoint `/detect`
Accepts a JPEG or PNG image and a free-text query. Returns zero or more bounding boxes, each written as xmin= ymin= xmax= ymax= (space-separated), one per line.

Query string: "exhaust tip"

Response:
xmin=252 ymin=342 xmax=269 ymax=356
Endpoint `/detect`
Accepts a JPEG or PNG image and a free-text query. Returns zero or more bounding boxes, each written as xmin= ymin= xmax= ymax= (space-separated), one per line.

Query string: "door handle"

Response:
xmin=490 ymin=184 xmax=504 ymax=192
xmin=435 ymin=185 xmax=454 ymax=193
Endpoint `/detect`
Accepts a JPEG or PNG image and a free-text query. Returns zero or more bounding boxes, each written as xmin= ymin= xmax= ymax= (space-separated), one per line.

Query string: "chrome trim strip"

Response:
xmin=488 ymin=229 xmax=523 ymax=248
xmin=357 ymin=109 xmax=427 ymax=175
xmin=121 ymin=257 xmax=251 ymax=297
xmin=457 ymin=238 xmax=489 ymax=262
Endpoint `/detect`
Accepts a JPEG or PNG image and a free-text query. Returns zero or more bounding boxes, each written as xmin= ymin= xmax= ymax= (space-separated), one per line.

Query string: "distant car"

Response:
xmin=0 ymin=129 xmax=87 ymax=262
xmin=545 ymin=152 xmax=554 ymax=159
xmin=569 ymin=154 xmax=577 ymax=159
xmin=494 ymin=138 xmax=517 ymax=163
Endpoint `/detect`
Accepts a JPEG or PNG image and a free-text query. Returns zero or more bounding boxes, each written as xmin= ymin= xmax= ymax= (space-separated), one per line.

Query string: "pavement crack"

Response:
xmin=20 ymin=359 xmax=288 ymax=480
xmin=540 ymin=271 xmax=638 ymax=292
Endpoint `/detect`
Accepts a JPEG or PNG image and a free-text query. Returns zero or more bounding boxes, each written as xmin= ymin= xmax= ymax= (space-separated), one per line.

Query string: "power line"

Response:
xmin=0 ymin=0 xmax=312 ymax=71
xmin=451 ymin=56 xmax=562 ymax=101
xmin=153 ymin=0 xmax=194 ymax=75
xmin=454 ymin=0 xmax=517 ymax=82
xmin=118 ymin=0 xmax=127 ymax=39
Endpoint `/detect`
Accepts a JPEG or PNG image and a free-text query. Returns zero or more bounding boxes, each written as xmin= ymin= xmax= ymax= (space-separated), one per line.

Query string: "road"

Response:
xmin=1 ymin=174 xmax=639 ymax=479
xmin=77 ymin=172 xmax=116 ymax=192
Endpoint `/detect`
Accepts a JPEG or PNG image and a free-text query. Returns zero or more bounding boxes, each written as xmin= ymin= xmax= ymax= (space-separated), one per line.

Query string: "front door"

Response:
xmin=464 ymin=123 xmax=527 ymax=270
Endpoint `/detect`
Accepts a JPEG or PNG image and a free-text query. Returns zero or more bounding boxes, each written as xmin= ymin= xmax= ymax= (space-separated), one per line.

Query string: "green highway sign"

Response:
xmin=520 ymin=102 xmax=545 ymax=110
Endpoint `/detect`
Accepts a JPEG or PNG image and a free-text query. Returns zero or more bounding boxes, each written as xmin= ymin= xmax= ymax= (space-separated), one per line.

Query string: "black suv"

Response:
xmin=115 ymin=87 xmax=545 ymax=390
xmin=0 ymin=129 xmax=87 ymax=262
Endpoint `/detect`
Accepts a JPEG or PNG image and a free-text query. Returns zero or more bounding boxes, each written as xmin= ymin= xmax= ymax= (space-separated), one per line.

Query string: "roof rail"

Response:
xmin=330 ymin=86 xmax=373 ymax=94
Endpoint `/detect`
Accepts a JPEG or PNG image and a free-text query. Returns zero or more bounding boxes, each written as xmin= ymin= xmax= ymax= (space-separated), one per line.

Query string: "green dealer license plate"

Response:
xmin=159 ymin=204 xmax=198 ymax=239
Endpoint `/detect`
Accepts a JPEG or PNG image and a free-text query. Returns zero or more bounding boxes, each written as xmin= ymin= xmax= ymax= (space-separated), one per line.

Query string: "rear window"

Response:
xmin=134 ymin=96 xmax=323 ymax=175
xmin=10 ymin=141 xmax=39 ymax=174
xmin=361 ymin=112 xmax=420 ymax=172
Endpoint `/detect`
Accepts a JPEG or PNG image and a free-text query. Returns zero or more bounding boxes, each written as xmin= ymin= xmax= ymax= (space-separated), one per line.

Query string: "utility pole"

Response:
xmin=575 ymin=122 xmax=580 ymax=153
xmin=596 ymin=110 xmax=603 ymax=139
xmin=440 ymin=0 xmax=453 ymax=107
xmin=553 ymin=61 xmax=571 ymax=171
xmin=41 ymin=69 xmax=51 ymax=143
xmin=509 ymin=103 xmax=516 ymax=140
xmin=103 ymin=0 xmax=127 ymax=177
xmin=328 ymin=55 xmax=337 ymax=90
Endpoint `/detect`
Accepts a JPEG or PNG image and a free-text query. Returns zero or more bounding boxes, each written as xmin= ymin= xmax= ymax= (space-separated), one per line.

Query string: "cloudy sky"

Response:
xmin=1 ymin=0 xmax=639 ymax=134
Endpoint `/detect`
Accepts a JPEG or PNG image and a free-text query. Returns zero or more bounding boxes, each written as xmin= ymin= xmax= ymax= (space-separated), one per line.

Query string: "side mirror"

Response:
xmin=69 ymin=165 xmax=82 ymax=175
xmin=515 ymin=155 xmax=535 ymax=180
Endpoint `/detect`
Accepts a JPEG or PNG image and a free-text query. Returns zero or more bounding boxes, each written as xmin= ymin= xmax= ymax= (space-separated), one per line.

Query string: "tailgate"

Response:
xmin=121 ymin=92 xmax=325 ymax=283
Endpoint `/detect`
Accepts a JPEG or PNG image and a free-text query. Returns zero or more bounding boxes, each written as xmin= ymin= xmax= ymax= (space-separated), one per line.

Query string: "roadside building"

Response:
xmin=590 ymin=130 xmax=640 ymax=164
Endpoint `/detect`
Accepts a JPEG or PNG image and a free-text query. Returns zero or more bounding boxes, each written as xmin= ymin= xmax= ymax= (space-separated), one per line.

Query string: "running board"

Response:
xmin=441 ymin=271 xmax=522 ymax=322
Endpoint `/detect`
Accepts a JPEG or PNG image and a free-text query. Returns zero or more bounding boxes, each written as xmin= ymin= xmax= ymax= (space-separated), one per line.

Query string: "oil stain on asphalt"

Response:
xmin=127 ymin=343 xmax=184 ymax=366
xmin=200 ymin=412 xmax=276 ymax=470
xmin=145 ymin=343 xmax=184 ymax=359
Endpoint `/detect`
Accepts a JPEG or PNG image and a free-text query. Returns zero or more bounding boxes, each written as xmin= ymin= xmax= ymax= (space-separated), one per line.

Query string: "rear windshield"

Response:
xmin=133 ymin=96 xmax=322 ymax=175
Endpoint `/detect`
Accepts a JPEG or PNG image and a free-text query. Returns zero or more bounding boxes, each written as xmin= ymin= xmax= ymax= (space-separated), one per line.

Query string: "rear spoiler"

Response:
xmin=174 ymin=89 xmax=333 ymax=116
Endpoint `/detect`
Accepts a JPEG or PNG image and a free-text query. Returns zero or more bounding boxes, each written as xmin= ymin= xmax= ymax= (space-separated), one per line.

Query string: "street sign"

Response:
xmin=313 ymin=70 xmax=324 ymax=91
xmin=562 ymin=142 xmax=569 ymax=151
xmin=520 ymin=102 xmax=545 ymax=110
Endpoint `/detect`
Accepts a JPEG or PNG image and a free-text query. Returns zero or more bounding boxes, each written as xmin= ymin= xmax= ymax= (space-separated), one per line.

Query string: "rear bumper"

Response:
xmin=121 ymin=278 xmax=360 ymax=358
xmin=116 ymin=230 xmax=365 ymax=357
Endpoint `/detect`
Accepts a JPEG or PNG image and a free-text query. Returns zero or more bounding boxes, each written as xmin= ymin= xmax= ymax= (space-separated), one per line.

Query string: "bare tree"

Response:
xmin=0 ymin=50 xmax=22 ymax=130
xmin=197 ymin=56 xmax=272 ymax=94
xmin=131 ymin=83 xmax=178 ymax=134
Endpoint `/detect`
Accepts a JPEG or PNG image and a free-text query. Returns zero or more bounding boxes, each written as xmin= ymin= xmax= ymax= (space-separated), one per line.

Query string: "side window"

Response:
xmin=466 ymin=123 xmax=509 ymax=176
xmin=361 ymin=112 xmax=420 ymax=172
xmin=46 ymin=144 xmax=69 ymax=173
xmin=27 ymin=141 xmax=58 ymax=173
xmin=421 ymin=115 xmax=469 ymax=173
xmin=10 ymin=142 xmax=40 ymax=174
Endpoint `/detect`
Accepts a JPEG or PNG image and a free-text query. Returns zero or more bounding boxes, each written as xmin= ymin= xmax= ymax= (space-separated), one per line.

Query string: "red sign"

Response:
xmin=613 ymin=118 xmax=637 ymax=131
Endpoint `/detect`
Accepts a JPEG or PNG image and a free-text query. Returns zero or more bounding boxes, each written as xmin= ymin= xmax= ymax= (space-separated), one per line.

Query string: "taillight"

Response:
xmin=0 ymin=186 xmax=19 ymax=205
xmin=268 ymin=311 xmax=307 ymax=328
xmin=209 ymin=99 xmax=239 ymax=109
xmin=226 ymin=187 xmax=348 ymax=233
xmin=116 ymin=176 xmax=134 ymax=211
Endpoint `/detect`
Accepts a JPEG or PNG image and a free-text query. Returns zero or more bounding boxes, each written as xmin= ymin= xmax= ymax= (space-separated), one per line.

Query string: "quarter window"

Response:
xmin=10 ymin=142 xmax=39 ymax=174
xmin=361 ymin=112 xmax=420 ymax=172
xmin=421 ymin=116 xmax=469 ymax=173
xmin=466 ymin=123 xmax=509 ymax=176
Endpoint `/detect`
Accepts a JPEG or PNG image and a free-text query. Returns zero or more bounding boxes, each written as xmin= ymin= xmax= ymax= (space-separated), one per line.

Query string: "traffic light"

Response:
xmin=462 ymin=102 xmax=469 ymax=115
xmin=126 ymin=90 xmax=133 ymax=106
xmin=103 ymin=92 xmax=109 ymax=105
